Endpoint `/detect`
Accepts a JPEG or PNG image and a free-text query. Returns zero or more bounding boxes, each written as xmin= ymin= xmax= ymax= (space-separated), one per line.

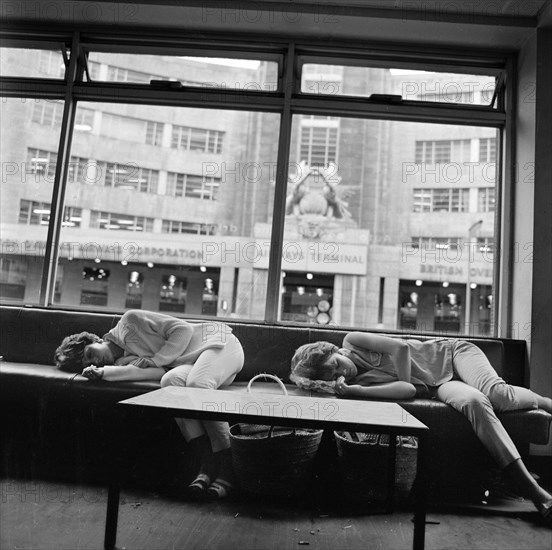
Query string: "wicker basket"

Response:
xmin=334 ymin=431 xmax=418 ymax=502
xmin=229 ymin=374 xmax=324 ymax=498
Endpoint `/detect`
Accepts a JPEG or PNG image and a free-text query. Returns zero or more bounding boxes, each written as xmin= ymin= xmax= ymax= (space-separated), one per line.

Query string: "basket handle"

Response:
xmin=246 ymin=374 xmax=293 ymax=438
xmin=247 ymin=373 xmax=288 ymax=396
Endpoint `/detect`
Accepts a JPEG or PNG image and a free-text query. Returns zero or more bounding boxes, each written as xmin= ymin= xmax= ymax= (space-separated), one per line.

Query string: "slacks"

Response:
xmin=436 ymin=340 xmax=538 ymax=468
xmin=160 ymin=335 xmax=244 ymax=452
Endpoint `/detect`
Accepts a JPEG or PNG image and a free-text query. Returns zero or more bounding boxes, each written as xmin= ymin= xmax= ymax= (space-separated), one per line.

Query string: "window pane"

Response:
xmin=55 ymin=101 xmax=279 ymax=317
xmin=285 ymin=115 xmax=497 ymax=336
xmin=301 ymin=63 xmax=497 ymax=107
xmin=0 ymin=98 xmax=63 ymax=304
xmin=0 ymin=47 xmax=67 ymax=78
xmin=86 ymin=52 xmax=278 ymax=91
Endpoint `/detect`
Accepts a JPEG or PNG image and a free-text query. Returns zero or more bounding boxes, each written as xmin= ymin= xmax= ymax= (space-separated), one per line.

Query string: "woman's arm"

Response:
xmin=335 ymin=378 xmax=416 ymax=400
xmin=344 ymin=332 xmax=411 ymax=382
xmin=83 ymin=365 xmax=165 ymax=382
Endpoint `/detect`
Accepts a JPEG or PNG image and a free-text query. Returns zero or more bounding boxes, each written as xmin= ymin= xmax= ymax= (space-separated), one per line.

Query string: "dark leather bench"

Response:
xmin=1 ymin=305 xmax=550 ymax=501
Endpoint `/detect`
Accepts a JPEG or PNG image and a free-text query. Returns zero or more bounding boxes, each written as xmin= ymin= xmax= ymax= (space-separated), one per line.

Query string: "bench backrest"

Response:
xmin=0 ymin=306 xmax=527 ymax=385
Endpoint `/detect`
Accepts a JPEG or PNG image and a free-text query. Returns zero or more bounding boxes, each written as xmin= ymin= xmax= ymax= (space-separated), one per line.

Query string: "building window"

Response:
xmin=411 ymin=236 xmax=493 ymax=255
xmin=415 ymin=139 xmax=471 ymax=164
xmin=86 ymin=60 xmax=101 ymax=80
xmin=0 ymin=257 xmax=27 ymax=300
xmin=161 ymin=220 xmax=210 ymax=235
xmin=145 ymin=121 xmax=163 ymax=146
xmin=479 ymin=138 xmax=497 ymax=163
xmin=81 ymin=267 xmax=109 ymax=306
xmin=166 ymin=172 xmax=220 ymax=200
xmin=281 ymin=272 xmax=334 ymax=324
xmin=202 ymin=277 xmax=218 ymax=315
xmin=32 ymin=101 xmax=63 ymax=126
xmin=74 ymin=109 xmax=94 ymax=132
xmin=125 ymin=270 xmax=144 ymax=309
xmin=26 ymin=148 xmax=58 ymax=180
xmin=89 ymin=211 xmax=154 ymax=232
xmin=171 ymin=125 xmax=224 ymax=153
xmin=185 ymin=175 xmax=219 ymax=200
xmin=67 ymin=156 xmax=91 ymax=184
xmin=61 ymin=207 xmax=83 ymax=228
xmin=18 ymin=200 xmax=82 ymax=228
xmin=106 ymin=65 xmax=151 ymax=83
xmin=477 ymin=237 xmax=495 ymax=254
xmin=477 ymin=187 xmax=496 ymax=212
xmin=410 ymin=237 xmax=462 ymax=251
xmin=38 ymin=50 xmax=65 ymax=77
xmin=101 ymin=162 xmax=159 ymax=193
xmin=299 ymin=126 xmax=338 ymax=166
xmin=413 ymin=188 xmax=469 ymax=212
xmin=159 ymin=274 xmax=187 ymax=312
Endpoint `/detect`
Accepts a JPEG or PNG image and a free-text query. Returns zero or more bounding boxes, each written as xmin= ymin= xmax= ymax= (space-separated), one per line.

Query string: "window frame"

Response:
xmin=0 ymin=28 xmax=511 ymax=336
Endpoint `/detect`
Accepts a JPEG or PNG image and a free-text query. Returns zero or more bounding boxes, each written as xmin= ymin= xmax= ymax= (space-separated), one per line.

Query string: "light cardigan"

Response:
xmin=103 ymin=310 xmax=233 ymax=370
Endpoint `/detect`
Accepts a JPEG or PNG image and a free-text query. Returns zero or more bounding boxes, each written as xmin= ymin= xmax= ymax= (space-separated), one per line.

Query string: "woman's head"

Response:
xmin=290 ymin=341 xmax=358 ymax=393
xmin=291 ymin=341 xmax=340 ymax=381
xmin=54 ymin=332 xmax=102 ymax=373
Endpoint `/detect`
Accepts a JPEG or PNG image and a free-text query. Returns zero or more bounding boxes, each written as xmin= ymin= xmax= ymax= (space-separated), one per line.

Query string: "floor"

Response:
xmin=2 ymin=476 xmax=551 ymax=550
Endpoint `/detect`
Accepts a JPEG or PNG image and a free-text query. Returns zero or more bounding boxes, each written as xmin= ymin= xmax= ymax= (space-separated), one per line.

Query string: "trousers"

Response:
xmin=436 ymin=340 xmax=538 ymax=468
xmin=160 ymin=335 xmax=244 ymax=452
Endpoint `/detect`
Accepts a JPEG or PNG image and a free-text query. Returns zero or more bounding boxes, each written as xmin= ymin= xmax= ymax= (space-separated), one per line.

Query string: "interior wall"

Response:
xmin=530 ymin=25 xmax=552 ymax=455
xmin=514 ymin=27 xmax=552 ymax=456
xmin=513 ymin=36 xmax=536 ymax=352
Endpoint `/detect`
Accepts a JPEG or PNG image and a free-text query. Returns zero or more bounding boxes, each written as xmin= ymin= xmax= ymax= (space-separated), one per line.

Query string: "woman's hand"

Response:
xmin=131 ymin=357 xmax=156 ymax=369
xmin=335 ymin=376 xmax=357 ymax=397
xmin=82 ymin=365 xmax=104 ymax=380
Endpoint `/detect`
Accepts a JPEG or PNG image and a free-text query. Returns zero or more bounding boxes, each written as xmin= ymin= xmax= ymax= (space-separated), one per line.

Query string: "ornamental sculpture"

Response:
xmin=285 ymin=161 xmax=354 ymax=239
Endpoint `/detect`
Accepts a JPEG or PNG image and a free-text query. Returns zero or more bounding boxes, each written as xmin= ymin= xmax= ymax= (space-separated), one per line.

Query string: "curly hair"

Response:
xmin=290 ymin=341 xmax=340 ymax=382
xmin=54 ymin=332 xmax=101 ymax=373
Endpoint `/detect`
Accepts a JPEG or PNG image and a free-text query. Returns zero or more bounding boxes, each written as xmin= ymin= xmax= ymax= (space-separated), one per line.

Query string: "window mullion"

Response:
xmin=39 ymin=32 xmax=80 ymax=306
xmin=265 ymin=42 xmax=296 ymax=323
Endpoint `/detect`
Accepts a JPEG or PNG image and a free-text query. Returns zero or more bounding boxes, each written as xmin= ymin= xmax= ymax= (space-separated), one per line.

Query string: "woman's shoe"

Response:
xmin=206 ymin=478 xmax=234 ymax=500
xmin=537 ymin=499 xmax=552 ymax=525
xmin=187 ymin=473 xmax=211 ymax=500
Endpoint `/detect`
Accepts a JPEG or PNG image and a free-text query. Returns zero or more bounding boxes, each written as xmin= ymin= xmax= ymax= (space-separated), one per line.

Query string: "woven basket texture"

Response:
xmin=230 ymin=423 xmax=323 ymax=498
xmin=334 ymin=431 xmax=418 ymax=502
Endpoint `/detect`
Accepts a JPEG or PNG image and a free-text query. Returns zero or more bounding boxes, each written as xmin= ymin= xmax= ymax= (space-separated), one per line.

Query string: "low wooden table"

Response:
xmin=104 ymin=386 xmax=429 ymax=550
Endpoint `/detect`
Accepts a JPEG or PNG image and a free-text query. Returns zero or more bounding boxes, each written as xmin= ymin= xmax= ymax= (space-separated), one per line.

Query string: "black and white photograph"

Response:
xmin=1 ymin=1 xmax=551 ymax=549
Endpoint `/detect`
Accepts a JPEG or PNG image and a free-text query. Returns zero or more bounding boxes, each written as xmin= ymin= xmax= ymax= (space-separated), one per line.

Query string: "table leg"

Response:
xmin=412 ymin=433 xmax=428 ymax=550
xmin=104 ymin=411 xmax=122 ymax=550
xmin=104 ymin=478 xmax=120 ymax=550
xmin=386 ymin=433 xmax=397 ymax=513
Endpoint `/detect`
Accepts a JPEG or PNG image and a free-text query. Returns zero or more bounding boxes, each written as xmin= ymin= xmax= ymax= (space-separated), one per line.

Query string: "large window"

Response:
xmin=0 ymin=34 xmax=506 ymax=336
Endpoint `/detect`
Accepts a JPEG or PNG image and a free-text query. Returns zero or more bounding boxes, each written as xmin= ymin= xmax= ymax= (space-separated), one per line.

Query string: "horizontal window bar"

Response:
xmin=0 ymin=34 xmax=73 ymax=47
xmin=80 ymin=33 xmax=288 ymax=57
xmin=70 ymin=83 xmax=285 ymax=112
xmin=0 ymin=78 xmax=67 ymax=99
xmin=0 ymin=79 xmax=506 ymax=126
xmin=291 ymin=97 xmax=505 ymax=126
